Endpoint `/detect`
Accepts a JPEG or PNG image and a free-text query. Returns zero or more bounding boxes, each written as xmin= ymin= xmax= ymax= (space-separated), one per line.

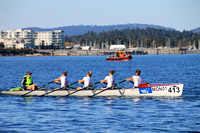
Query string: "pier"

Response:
xmin=36 ymin=48 xmax=200 ymax=56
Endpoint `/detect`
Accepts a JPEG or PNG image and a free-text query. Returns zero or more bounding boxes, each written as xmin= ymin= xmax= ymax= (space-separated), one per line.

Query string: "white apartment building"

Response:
xmin=0 ymin=29 xmax=65 ymax=49
xmin=34 ymin=30 xmax=65 ymax=49
xmin=0 ymin=29 xmax=34 ymax=49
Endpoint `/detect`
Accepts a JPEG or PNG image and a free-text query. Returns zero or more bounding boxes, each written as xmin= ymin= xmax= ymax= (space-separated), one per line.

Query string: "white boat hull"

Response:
xmin=1 ymin=83 xmax=183 ymax=97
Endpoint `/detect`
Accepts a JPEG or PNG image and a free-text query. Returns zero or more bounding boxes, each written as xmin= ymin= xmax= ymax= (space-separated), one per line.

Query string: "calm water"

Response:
xmin=0 ymin=55 xmax=199 ymax=132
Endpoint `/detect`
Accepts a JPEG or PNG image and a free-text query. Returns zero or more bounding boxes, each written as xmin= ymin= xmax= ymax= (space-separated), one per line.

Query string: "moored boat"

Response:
xmin=106 ymin=51 xmax=132 ymax=61
xmin=1 ymin=83 xmax=183 ymax=97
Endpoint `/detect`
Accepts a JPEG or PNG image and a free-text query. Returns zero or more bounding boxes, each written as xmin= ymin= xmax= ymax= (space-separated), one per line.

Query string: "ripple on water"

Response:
xmin=0 ymin=55 xmax=200 ymax=132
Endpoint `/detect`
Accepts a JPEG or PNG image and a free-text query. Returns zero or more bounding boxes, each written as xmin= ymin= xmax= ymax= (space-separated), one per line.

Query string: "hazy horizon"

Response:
xmin=0 ymin=0 xmax=199 ymax=31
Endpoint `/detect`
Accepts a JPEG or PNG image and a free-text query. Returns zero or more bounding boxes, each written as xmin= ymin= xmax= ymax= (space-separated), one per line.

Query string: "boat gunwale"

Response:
xmin=0 ymin=83 xmax=184 ymax=97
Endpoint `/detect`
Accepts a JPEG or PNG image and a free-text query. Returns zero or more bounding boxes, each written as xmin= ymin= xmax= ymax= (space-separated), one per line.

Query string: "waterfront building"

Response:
xmin=110 ymin=45 xmax=126 ymax=50
xmin=34 ymin=30 xmax=65 ymax=49
xmin=0 ymin=29 xmax=34 ymax=49
xmin=193 ymin=40 xmax=196 ymax=49
xmin=199 ymin=40 xmax=200 ymax=49
xmin=0 ymin=29 xmax=65 ymax=49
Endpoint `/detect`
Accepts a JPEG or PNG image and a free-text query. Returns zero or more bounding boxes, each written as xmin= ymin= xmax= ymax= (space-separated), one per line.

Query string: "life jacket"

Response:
xmin=23 ymin=75 xmax=33 ymax=87
xmin=10 ymin=87 xmax=24 ymax=91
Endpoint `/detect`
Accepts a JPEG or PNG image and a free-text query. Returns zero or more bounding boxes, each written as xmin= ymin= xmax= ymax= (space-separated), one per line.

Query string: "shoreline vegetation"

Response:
xmin=66 ymin=28 xmax=200 ymax=48
xmin=0 ymin=48 xmax=200 ymax=57
xmin=1 ymin=27 xmax=200 ymax=56
xmin=1 ymin=27 xmax=200 ymax=57
xmin=0 ymin=49 xmax=52 ymax=57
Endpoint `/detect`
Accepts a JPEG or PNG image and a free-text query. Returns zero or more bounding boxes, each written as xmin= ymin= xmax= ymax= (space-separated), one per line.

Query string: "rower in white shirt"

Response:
xmin=126 ymin=69 xmax=142 ymax=88
xmin=54 ymin=71 xmax=69 ymax=90
xmin=77 ymin=71 xmax=92 ymax=90
xmin=100 ymin=70 xmax=115 ymax=90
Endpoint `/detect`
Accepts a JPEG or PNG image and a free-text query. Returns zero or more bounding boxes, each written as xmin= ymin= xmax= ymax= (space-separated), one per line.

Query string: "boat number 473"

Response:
xmin=168 ymin=86 xmax=180 ymax=93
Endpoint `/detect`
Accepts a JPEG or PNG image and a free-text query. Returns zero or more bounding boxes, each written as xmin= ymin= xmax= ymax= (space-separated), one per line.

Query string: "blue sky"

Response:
xmin=0 ymin=0 xmax=199 ymax=31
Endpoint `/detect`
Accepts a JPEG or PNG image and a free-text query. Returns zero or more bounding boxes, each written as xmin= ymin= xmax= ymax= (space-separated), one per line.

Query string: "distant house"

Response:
xmin=110 ymin=45 xmax=126 ymax=50
xmin=81 ymin=46 xmax=91 ymax=50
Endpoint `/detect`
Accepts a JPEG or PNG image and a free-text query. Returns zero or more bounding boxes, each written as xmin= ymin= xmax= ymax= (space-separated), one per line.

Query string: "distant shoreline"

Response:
xmin=0 ymin=48 xmax=200 ymax=57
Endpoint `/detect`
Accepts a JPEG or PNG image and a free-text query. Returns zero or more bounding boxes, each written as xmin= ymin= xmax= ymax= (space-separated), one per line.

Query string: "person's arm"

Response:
xmin=100 ymin=79 xmax=106 ymax=83
xmin=101 ymin=76 xmax=108 ymax=83
xmin=126 ymin=76 xmax=134 ymax=82
xmin=78 ymin=79 xmax=84 ymax=83
xmin=21 ymin=77 xmax=26 ymax=88
xmin=54 ymin=77 xmax=61 ymax=83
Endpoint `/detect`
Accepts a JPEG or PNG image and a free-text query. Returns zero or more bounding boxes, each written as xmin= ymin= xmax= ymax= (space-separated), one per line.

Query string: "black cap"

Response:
xmin=26 ymin=71 xmax=32 ymax=75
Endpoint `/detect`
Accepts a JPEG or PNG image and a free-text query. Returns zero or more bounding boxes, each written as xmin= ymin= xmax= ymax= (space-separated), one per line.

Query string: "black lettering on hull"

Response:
xmin=152 ymin=87 xmax=167 ymax=92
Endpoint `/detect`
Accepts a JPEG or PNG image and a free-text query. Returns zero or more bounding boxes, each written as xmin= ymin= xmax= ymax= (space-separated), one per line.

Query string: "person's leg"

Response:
xmin=27 ymin=85 xmax=34 ymax=90
xmin=54 ymin=88 xmax=59 ymax=90
xmin=77 ymin=86 xmax=82 ymax=90
xmin=32 ymin=84 xmax=38 ymax=90
xmin=34 ymin=84 xmax=38 ymax=90
xmin=100 ymin=87 xmax=108 ymax=90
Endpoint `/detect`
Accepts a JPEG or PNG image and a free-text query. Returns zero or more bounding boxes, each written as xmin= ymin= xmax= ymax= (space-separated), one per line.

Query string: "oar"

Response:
xmin=39 ymin=81 xmax=55 ymax=89
xmin=63 ymin=81 xmax=101 ymax=97
xmin=53 ymin=81 xmax=78 ymax=87
xmin=21 ymin=81 xmax=55 ymax=96
xmin=68 ymin=81 xmax=78 ymax=86
xmin=114 ymin=80 xmax=126 ymax=87
xmin=21 ymin=89 xmax=35 ymax=97
xmin=39 ymin=81 xmax=79 ymax=97
xmin=90 ymin=80 xmax=126 ymax=97
xmin=92 ymin=81 xmax=101 ymax=86
xmin=129 ymin=81 xmax=134 ymax=84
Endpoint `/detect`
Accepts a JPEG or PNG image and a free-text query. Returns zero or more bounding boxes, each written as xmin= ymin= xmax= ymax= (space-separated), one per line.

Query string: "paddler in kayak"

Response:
xmin=100 ymin=70 xmax=115 ymax=90
xmin=54 ymin=71 xmax=68 ymax=90
xmin=21 ymin=71 xmax=38 ymax=90
xmin=126 ymin=69 xmax=142 ymax=88
xmin=77 ymin=71 xmax=92 ymax=90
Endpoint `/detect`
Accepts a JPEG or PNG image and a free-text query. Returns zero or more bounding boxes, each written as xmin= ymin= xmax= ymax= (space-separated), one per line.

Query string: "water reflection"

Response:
xmin=54 ymin=97 xmax=67 ymax=103
xmin=132 ymin=97 xmax=141 ymax=103
xmin=0 ymin=55 xmax=199 ymax=132
xmin=23 ymin=96 xmax=34 ymax=104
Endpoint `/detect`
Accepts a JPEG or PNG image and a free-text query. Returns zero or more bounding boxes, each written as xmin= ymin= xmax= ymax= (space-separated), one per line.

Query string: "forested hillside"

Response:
xmin=23 ymin=23 xmax=176 ymax=36
xmin=191 ymin=27 xmax=200 ymax=35
xmin=66 ymin=28 xmax=200 ymax=48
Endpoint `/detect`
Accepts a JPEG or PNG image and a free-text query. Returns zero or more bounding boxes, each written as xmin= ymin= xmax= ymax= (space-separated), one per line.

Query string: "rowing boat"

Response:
xmin=1 ymin=83 xmax=183 ymax=97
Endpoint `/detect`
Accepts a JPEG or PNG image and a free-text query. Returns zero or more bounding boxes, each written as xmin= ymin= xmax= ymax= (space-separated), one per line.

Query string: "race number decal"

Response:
xmin=168 ymin=86 xmax=180 ymax=93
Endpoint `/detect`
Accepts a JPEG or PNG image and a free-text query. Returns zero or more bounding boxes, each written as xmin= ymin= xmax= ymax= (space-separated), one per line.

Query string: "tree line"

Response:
xmin=0 ymin=48 xmax=36 ymax=56
xmin=65 ymin=28 xmax=200 ymax=48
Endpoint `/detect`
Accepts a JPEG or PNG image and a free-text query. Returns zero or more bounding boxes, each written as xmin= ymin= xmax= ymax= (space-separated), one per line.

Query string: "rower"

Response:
xmin=126 ymin=69 xmax=142 ymax=88
xmin=21 ymin=71 xmax=38 ymax=90
xmin=100 ymin=70 xmax=115 ymax=90
xmin=54 ymin=71 xmax=68 ymax=90
xmin=77 ymin=71 xmax=92 ymax=90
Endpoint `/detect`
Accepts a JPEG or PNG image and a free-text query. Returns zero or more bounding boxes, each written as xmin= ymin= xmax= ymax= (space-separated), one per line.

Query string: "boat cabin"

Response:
xmin=115 ymin=51 xmax=127 ymax=57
